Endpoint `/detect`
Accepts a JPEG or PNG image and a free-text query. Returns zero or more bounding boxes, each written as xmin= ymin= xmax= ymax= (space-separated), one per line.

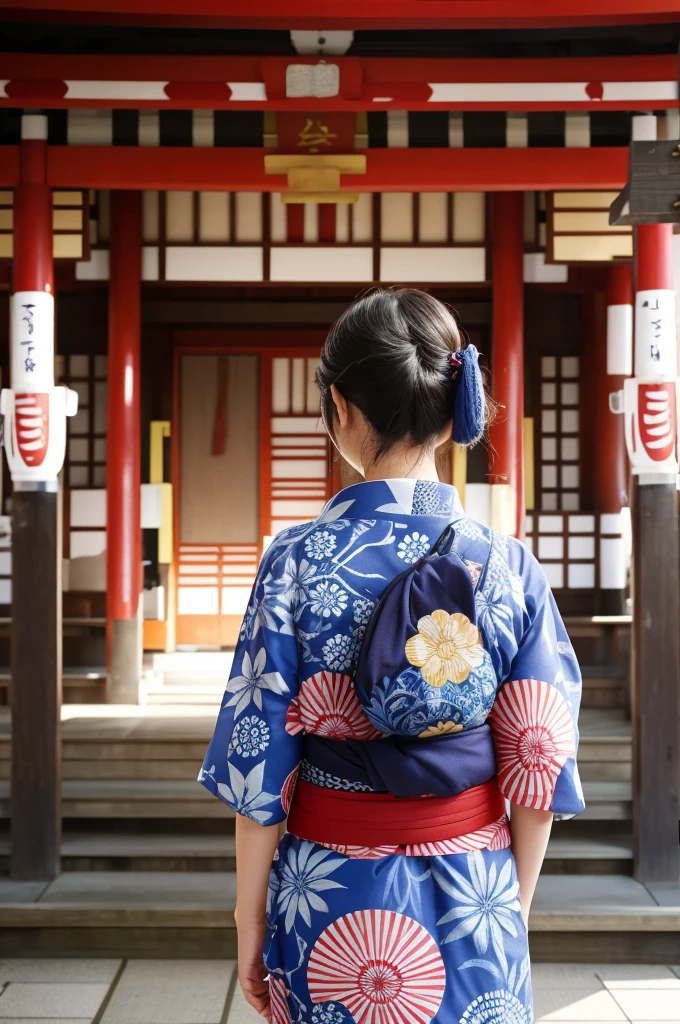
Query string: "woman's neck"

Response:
xmin=362 ymin=447 xmax=440 ymax=483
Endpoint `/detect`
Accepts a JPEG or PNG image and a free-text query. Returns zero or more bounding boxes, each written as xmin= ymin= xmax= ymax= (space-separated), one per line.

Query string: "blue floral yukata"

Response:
xmin=200 ymin=479 xmax=584 ymax=1024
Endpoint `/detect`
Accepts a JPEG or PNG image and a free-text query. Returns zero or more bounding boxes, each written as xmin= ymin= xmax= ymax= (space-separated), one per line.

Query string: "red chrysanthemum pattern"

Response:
xmin=281 ymin=763 xmax=300 ymax=816
xmin=326 ymin=843 xmax=399 ymax=859
xmin=284 ymin=699 xmax=303 ymax=736
xmin=307 ymin=909 xmax=446 ymax=1024
xmin=405 ymin=817 xmax=511 ymax=856
xmin=490 ymin=678 xmax=575 ymax=811
xmin=269 ymin=976 xmax=291 ymax=1024
xmin=285 ymin=672 xmax=381 ymax=741
xmin=318 ymin=819 xmax=511 ymax=859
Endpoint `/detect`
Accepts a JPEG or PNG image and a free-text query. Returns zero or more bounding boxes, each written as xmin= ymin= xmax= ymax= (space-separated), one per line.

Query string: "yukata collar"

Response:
xmin=318 ymin=478 xmax=465 ymax=524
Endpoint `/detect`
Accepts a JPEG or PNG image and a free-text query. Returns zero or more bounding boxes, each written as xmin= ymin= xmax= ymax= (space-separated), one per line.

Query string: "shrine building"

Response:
xmin=0 ymin=0 xmax=678 ymax=959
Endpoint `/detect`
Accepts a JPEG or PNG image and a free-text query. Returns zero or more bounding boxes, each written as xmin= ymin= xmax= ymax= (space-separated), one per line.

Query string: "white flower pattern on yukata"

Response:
xmin=397 ymin=531 xmax=430 ymax=564
xmin=305 ymin=530 xmax=338 ymax=560
xmin=433 ymin=850 xmax=521 ymax=975
xmin=310 ymin=582 xmax=349 ymax=619
xmin=216 ymin=761 xmax=279 ymax=824
xmin=272 ymin=555 xmax=318 ymax=608
xmin=275 ymin=841 xmax=346 ymax=933
xmin=309 ymin=1004 xmax=348 ymax=1024
xmin=229 ymin=715 xmax=270 ymax=757
xmin=223 ymin=647 xmax=288 ymax=718
xmin=459 ymin=990 xmax=530 ymax=1024
xmin=322 ymin=633 xmax=356 ymax=671
xmin=352 ymin=597 xmax=375 ymax=625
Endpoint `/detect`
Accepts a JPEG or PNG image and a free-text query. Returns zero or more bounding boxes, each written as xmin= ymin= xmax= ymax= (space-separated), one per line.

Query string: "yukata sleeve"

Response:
xmin=489 ymin=540 xmax=585 ymax=818
xmin=198 ymin=537 xmax=301 ymax=826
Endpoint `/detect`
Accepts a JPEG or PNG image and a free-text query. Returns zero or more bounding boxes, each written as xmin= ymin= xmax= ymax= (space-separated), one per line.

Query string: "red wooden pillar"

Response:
xmin=489 ymin=192 xmax=524 ymax=538
xmin=107 ymin=191 xmax=143 ymax=703
xmin=631 ymin=220 xmax=679 ymax=884
xmin=594 ymin=264 xmax=632 ymax=612
xmin=10 ymin=115 xmax=61 ymax=879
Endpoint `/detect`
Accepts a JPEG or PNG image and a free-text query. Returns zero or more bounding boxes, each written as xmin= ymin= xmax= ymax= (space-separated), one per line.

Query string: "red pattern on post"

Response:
xmin=490 ymin=678 xmax=575 ymax=811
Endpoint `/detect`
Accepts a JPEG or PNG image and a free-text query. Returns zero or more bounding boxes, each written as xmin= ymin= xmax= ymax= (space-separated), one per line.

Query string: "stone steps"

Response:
xmin=0 ymin=871 xmax=677 ymax=961
xmin=140 ymin=652 xmax=232 ymax=706
xmin=577 ymin=737 xmax=631 ymax=783
xmin=0 ymin=708 xmax=632 ymax=776
xmin=0 ymin=829 xmax=628 ymax=875
xmin=580 ymin=666 xmax=628 ymax=710
xmin=565 ymin=616 xmax=630 ymax=711
xmin=0 ymin=777 xmax=632 ymax=821
xmin=0 ymin=779 xmax=234 ymax=819
xmin=0 ymin=706 xmax=634 ymax=877
xmin=543 ymin=833 xmax=632 ymax=875
xmin=0 ymin=832 xmax=236 ymax=873
xmin=0 ymin=669 xmax=107 ymax=705
xmin=142 ymin=685 xmax=223 ymax=707
xmin=0 ymin=747 xmax=633 ymax=783
xmin=0 ymin=739 xmax=632 ymax=782
xmin=579 ymin=781 xmax=632 ymax=821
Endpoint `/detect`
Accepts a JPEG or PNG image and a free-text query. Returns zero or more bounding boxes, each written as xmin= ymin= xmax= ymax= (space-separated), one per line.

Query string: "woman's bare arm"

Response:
xmin=509 ymin=804 xmax=553 ymax=926
xmin=234 ymin=815 xmax=281 ymax=1022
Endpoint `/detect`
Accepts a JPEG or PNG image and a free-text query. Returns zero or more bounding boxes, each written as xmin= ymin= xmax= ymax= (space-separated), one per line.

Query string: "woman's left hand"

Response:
xmin=237 ymin=916 xmax=271 ymax=1021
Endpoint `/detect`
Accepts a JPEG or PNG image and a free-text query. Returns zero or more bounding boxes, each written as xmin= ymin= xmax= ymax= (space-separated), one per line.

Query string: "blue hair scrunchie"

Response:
xmin=450 ymin=344 xmax=485 ymax=446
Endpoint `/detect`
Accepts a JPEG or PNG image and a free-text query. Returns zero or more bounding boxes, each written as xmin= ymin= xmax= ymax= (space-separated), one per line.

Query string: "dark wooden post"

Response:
xmin=630 ymin=216 xmax=680 ymax=883
xmin=631 ymin=478 xmax=680 ymax=881
xmin=488 ymin=192 xmax=525 ymax=538
xmin=9 ymin=115 xmax=61 ymax=880
xmin=106 ymin=192 xmax=143 ymax=703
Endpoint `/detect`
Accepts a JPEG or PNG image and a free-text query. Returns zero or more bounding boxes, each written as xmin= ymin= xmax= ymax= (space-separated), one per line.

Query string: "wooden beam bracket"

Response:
xmin=264 ymin=152 xmax=366 ymax=203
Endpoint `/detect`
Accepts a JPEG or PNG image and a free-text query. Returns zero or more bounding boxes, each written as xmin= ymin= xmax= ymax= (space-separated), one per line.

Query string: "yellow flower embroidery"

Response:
xmin=418 ymin=720 xmax=464 ymax=739
xmin=405 ymin=609 xmax=484 ymax=687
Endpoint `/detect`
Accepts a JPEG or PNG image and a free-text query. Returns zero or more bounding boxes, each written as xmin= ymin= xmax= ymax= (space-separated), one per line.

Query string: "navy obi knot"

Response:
xmin=303 ymin=724 xmax=497 ymax=799
xmin=302 ymin=523 xmax=499 ymax=801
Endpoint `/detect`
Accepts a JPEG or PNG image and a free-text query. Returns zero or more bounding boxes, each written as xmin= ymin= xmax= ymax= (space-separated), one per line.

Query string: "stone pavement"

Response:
xmin=0 ymin=960 xmax=678 ymax=1023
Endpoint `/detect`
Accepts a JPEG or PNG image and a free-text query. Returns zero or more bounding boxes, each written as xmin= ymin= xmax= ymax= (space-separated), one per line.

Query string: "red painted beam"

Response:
xmin=0 ymin=53 xmax=674 ymax=83
xmin=0 ymin=0 xmax=678 ymax=29
xmin=0 ymin=53 xmax=675 ymax=111
xmin=43 ymin=145 xmax=629 ymax=192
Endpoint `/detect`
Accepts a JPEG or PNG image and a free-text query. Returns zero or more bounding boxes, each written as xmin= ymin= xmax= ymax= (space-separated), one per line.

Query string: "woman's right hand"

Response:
xmin=237 ymin=914 xmax=271 ymax=1022
xmin=234 ymin=816 xmax=282 ymax=1022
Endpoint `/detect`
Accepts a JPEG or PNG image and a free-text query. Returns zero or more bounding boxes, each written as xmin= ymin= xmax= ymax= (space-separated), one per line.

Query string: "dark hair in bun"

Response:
xmin=316 ymin=287 xmax=491 ymax=461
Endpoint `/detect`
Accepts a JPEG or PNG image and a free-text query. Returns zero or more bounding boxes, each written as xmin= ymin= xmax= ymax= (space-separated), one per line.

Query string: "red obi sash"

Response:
xmin=287 ymin=778 xmax=505 ymax=848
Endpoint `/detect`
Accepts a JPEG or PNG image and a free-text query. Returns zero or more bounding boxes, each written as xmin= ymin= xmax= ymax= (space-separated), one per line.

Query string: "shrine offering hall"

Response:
xmin=0 ymin=8 xmax=679 ymax=959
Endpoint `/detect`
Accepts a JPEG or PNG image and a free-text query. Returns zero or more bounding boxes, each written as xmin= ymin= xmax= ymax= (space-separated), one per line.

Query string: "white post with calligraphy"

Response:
xmin=611 ymin=287 xmax=679 ymax=476
xmin=1 ymin=290 xmax=78 ymax=485
xmin=634 ymin=290 xmax=677 ymax=380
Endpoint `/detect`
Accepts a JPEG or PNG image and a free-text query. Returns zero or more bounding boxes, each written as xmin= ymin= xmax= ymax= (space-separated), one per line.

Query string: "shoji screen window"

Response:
xmin=270 ymin=357 xmax=330 ymax=534
xmin=539 ymin=356 xmax=580 ymax=512
xmin=63 ymin=355 xmax=108 ymax=488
